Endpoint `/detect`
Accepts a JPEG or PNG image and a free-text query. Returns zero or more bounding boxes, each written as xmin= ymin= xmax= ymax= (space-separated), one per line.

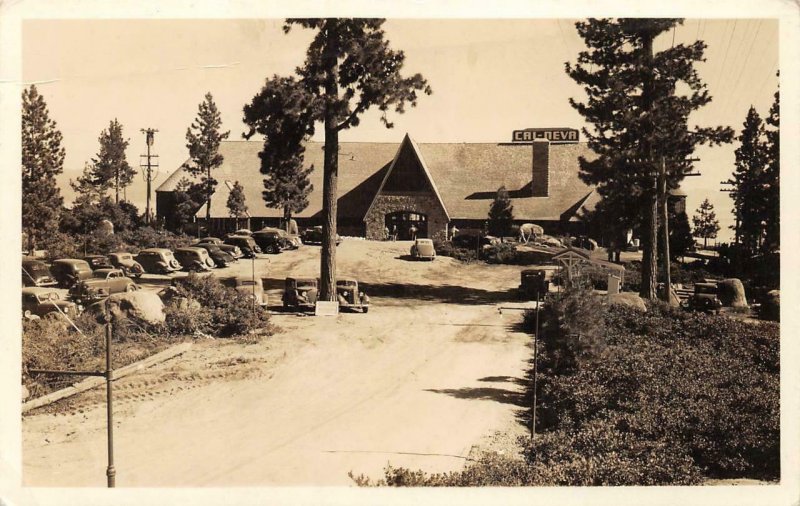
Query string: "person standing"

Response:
xmin=383 ymin=225 xmax=390 ymax=241
xmin=409 ymin=224 xmax=418 ymax=241
xmin=392 ymin=225 xmax=398 ymax=241
xmin=450 ymin=224 xmax=459 ymax=241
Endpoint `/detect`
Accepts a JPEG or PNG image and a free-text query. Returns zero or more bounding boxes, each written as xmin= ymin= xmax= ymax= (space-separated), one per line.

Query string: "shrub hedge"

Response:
xmin=157 ymin=273 xmax=272 ymax=338
xmin=22 ymin=274 xmax=272 ymax=398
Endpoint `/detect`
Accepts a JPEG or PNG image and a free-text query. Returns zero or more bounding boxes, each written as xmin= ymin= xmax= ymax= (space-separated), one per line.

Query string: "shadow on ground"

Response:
xmin=424 ymin=386 xmax=526 ymax=406
xmin=359 ymin=282 xmax=517 ymax=305
xmin=260 ymin=278 xmax=517 ymax=306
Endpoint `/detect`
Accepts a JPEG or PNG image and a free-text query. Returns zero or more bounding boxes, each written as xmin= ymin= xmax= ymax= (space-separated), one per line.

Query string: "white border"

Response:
xmin=1 ymin=1 xmax=798 ymax=505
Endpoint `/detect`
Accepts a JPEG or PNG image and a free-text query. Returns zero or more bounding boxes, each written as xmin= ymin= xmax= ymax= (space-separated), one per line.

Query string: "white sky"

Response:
xmin=21 ymin=18 xmax=779 ymax=241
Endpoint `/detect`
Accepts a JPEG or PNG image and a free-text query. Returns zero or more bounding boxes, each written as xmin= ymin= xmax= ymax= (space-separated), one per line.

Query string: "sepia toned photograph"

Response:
xmin=3 ymin=2 xmax=799 ymax=504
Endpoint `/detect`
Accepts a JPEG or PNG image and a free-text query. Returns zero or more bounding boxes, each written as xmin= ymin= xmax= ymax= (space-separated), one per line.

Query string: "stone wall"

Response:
xmin=364 ymin=194 xmax=448 ymax=241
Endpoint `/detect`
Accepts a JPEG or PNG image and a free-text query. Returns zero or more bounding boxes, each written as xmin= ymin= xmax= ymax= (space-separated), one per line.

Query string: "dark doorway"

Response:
xmin=385 ymin=211 xmax=428 ymax=240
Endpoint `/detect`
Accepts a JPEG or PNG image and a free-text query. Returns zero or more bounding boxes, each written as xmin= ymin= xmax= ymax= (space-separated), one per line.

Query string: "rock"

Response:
xmin=759 ymin=290 xmax=780 ymax=321
xmin=174 ymin=297 xmax=202 ymax=311
xmin=102 ymin=291 xmax=165 ymax=324
xmin=718 ymin=278 xmax=748 ymax=308
xmin=22 ymin=384 xmax=29 ymax=401
xmin=98 ymin=219 xmax=114 ymax=235
xmin=607 ymin=292 xmax=647 ymax=312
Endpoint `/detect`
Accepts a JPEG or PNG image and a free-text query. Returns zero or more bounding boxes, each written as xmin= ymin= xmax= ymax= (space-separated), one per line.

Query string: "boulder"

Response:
xmin=100 ymin=291 xmax=165 ymax=324
xmin=607 ymin=292 xmax=647 ymax=312
xmin=718 ymin=278 xmax=748 ymax=308
xmin=759 ymin=290 xmax=780 ymax=321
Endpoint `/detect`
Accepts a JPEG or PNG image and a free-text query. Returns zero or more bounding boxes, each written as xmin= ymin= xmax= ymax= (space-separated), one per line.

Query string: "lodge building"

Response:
xmin=156 ymin=131 xmax=603 ymax=240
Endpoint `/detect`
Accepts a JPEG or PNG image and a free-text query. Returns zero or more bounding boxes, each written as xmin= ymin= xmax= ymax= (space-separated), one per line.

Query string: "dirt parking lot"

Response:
xmin=23 ymin=239 xmax=534 ymax=486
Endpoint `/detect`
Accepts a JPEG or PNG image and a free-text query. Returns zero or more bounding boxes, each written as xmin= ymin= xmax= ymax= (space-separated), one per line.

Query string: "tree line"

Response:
xmin=22 ymin=18 xmax=778 ymax=300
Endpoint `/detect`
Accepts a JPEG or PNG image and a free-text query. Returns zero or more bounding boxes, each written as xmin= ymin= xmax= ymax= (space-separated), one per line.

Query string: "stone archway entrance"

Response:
xmin=385 ymin=211 xmax=428 ymax=240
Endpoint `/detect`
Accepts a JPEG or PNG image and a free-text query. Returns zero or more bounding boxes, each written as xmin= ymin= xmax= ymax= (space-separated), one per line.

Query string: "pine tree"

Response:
xmin=22 ymin=85 xmax=65 ymax=246
xmin=729 ymin=106 xmax=768 ymax=254
xmin=692 ymin=198 xmax=720 ymax=248
xmin=173 ymin=178 xmax=203 ymax=234
xmin=488 ymin=186 xmax=514 ymax=237
xmin=184 ymin=92 xmax=230 ymax=223
xmin=566 ymin=18 xmax=733 ymax=299
xmin=226 ymin=180 xmax=248 ymax=230
xmin=669 ymin=210 xmax=694 ymax=259
xmin=86 ymin=119 xmax=134 ymax=203
xmin=242 ymin=76 xmax=316 ymax=228
xmin=763 ymin=76 xmax=779 ymax=253
xmin=281 ymin=19 xmax=432 ymax=300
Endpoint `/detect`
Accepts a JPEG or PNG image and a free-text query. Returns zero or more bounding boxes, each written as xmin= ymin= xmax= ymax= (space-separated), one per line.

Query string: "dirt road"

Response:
xmin=23 ymin=240 xmax=533 ymax=486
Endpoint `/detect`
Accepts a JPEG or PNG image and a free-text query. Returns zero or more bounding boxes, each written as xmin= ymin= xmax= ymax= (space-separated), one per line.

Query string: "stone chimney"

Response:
xmin=531 ymin=140 xmax=550 ymax=197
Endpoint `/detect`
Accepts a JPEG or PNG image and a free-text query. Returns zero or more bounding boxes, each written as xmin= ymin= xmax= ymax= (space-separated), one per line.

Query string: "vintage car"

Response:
xmin=194 ymin=237 xmax=243 ymax=259
xmin=174 ymin=247 xmax=216 ymax=272
xmin=22 ymin=259 xmax=57 ymax=287
xmin=336 ymin=278 xmax=370 ymax=313
xmin=108 ymin=252 xmax=145 ymax=278
xmin=282 ymin=277 xmax=319 ymax=311
xmin=194 ymin=243 xmax=236 ymax=267
xmin=50 ymin=259 xmax=94 ymax=288
xmin=224 ymin=235 xmax=261 ymax=258
xmin=410 ymin=238 xmax=436 ymax=260
xmin=83 ymin=254 xmax=114 ymax=270
xmin=68 ymin=268 xmax=139 ymax=303
xmin=134 ymin=248 xmax=182 ymax=274
xmin=232 ymin=276 xmax=268 ymax=306
xmin=22 ymin=287 xmax=80 ymax=319
xmin=685 ymin=282 xmax=723 ymax=314
xmin=258 ymin=227 xmax=303 ymax=249
xmin=518 ymin=268 xmax=550 ymax=299
xmin=233 ymin=229 xmax=253 ymax=236
xmin=300 ymin=226 xmax=341 ymax=246
xmin=251 ymin=230 xmax=288 ymax=254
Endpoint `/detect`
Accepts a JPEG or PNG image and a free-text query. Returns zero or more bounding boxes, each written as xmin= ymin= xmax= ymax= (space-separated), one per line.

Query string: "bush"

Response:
xmin=483 ymin=242 xmax=519 ymax=264
xmin=119 ymin=227 xmax=193 ymax=252
xmin=433 ymin=240 xmax=478 ymax=263
xmin=22 ymin=311 xmax=172 ymax=398
xmin=41 ymin=232 xmax=82 ymax=261
xmin=158 ymin=273 xmax=271 ymax=337
xmin=534 ymin=299 xmax=780 ymax=482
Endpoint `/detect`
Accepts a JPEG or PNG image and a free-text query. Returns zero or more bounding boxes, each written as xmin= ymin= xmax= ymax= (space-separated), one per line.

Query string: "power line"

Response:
xmin=715 ymin=19 xmax=738 ymax=94
xmin=722 ymin=20 xmax=762 ymax=114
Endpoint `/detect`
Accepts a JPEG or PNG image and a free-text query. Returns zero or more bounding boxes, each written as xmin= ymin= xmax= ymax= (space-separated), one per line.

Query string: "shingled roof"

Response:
xmin=156 ymin=136 xmax=598 ymax=221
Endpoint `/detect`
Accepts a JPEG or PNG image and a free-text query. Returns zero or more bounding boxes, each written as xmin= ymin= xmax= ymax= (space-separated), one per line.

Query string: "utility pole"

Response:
xmin=628 ymin=155 xmax=701 ymax=303
xmin=140 ymin=128 xmax=159 ymax=226
xmin=658 ymin=156 xmax=672 ymax=304
xmin=720 ymin=180 xmax=739 ymax=245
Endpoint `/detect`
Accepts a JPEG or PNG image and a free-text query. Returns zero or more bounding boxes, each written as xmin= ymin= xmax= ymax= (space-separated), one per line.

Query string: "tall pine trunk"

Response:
xmin=638 ymin=30 xmax=658 ymax=301
xmin=640 ymin=186 xmax=658 ymax=300
xmin=206 ymin=166 xmax=212 ymax=222
xmin=283 ymin=206 xmax=292 ymax=232
xmin=320 ymin=22 xmax=339 ymax=302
